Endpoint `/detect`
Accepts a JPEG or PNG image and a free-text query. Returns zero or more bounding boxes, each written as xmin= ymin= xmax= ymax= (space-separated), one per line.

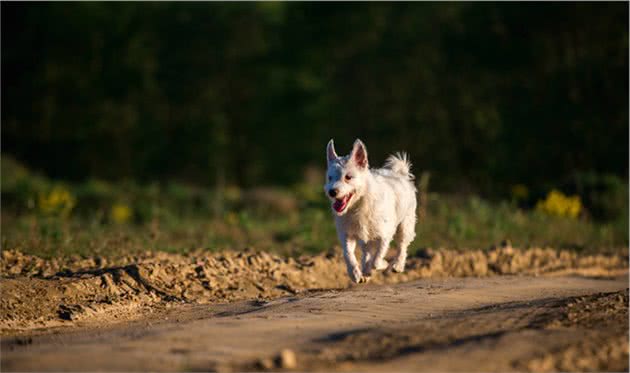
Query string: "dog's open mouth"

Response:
xmin=333 ymin=193 xmax=353 ymax=213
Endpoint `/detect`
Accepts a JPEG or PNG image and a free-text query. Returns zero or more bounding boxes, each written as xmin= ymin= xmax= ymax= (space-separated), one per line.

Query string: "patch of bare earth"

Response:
xmin=523 ymin=290 xmax=629 ymax=372
xmin=2 ymin=274 xmax=627 ymax=372
xmin=290 ymin=289 xmax=628 ymax=373
xmin=1 ymin=247 xmax=627 ymax=335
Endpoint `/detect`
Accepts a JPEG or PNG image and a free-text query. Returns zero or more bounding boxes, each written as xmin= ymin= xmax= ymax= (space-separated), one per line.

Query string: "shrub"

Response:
xmin=572 ymin=172 xmax=628 ymax=221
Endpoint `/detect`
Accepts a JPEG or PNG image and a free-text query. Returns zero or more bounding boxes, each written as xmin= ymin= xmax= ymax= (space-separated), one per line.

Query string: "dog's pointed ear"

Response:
xmin=326 ymin=139 xmax=338 ymax=162
xmin=350 ymin=139 xmax=368 ymax=169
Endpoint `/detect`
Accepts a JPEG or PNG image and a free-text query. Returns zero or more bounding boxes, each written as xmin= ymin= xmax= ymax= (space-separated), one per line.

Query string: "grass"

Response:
xmin=2 ymin=192 xmax=627 ymax=260
xmin=417 ymin=194 xmax=627 ymax=253
xmin=1 ymin=206 xmax=340 ymax=259
xmin=1 ymin=155 xmax=628 ymax=259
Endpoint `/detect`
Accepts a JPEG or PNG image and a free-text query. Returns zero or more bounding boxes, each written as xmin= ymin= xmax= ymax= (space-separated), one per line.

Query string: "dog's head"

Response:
xmin=324 ymin=139 xmax=370 ymax=216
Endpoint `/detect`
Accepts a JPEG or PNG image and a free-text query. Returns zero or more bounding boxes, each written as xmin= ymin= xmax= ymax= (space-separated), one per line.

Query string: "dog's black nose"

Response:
xmin=328 ymin=189 xmax=338 ymax=198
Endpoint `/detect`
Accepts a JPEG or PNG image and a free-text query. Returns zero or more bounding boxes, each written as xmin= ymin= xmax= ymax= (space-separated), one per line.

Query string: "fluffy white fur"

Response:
xmin=324 ymin=139 xmax=417 ymax=283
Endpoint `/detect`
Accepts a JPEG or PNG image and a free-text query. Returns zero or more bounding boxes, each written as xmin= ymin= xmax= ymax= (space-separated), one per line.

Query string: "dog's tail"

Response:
xmin=384 ymin=152 xmax=415 ymax=180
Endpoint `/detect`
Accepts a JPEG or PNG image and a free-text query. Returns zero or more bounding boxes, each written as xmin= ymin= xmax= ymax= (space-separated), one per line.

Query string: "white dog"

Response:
xmin=324 ymin=139 xmax=417 ymax=283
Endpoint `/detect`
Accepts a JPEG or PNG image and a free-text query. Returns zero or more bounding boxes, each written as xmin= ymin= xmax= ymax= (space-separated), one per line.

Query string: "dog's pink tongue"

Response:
xmin=333 ymin=198 xmax=346 ymax=212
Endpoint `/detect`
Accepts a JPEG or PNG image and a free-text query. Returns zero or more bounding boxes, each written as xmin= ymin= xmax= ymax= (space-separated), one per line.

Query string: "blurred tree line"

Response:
xmin=2 ymin=2 xmax=628 ymax=196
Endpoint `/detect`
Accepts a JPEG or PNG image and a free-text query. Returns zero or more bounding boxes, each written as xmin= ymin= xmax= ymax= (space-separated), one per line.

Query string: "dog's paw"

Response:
xmin=352 ymin=275 xmax=368 ymax=284
xmin=392 ymin=260 xmax=406 ymax=273
xmin=373 ymin=258 xmax=389 ymax=271
xmin=349 ymin=267 xmax=365 ymax=284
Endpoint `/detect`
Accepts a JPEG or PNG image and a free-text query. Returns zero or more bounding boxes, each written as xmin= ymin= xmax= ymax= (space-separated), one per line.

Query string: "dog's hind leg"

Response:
xmin=360 ymin=241 xmax=373 ymax=277
xmin=392 ymin=214 xmax=416 ymax=273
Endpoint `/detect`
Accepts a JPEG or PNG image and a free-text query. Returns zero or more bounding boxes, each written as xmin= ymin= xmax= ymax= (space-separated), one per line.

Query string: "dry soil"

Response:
xmin=1 ymin=247 xmax=628 ymax=372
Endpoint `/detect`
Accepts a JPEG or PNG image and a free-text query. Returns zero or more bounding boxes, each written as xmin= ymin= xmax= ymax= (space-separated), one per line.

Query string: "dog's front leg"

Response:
xmin=372 ymin=238 xmax=391 ymax=271
xmin=342 ymin=237 xmax=366 ymax=284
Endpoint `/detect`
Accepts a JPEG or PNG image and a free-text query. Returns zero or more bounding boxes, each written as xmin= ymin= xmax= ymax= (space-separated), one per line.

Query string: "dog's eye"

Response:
xmin=345 ymin=174 xmax=353 ymax=181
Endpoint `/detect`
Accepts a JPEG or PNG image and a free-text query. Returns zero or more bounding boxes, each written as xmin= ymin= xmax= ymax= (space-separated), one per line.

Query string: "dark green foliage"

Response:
xmin=571 ymin=172 xmax=629 ymax=221
xmin=2 ymin=3 xmax=627 ymax=195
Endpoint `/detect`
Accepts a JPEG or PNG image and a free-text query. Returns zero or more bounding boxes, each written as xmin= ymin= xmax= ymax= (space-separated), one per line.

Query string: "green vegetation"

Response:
xmin=3 ymin=3 xmax=628 ymax=195
xmin=1 ymin=4 xmax=627 ymax=259
xmin=2 ymin=156 xmax=627 ymax=259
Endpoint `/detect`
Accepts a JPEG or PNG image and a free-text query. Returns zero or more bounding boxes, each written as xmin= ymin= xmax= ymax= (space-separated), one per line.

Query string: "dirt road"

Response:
xmin=2 ymin=274 xmax=628 ymax=372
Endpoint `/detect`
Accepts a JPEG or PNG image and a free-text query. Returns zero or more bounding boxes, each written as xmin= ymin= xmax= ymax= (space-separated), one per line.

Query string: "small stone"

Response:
xmin=258 ymin=358 xmax=274 ymax=370
xmin=278 ymin=348 xmax=297 ymax=369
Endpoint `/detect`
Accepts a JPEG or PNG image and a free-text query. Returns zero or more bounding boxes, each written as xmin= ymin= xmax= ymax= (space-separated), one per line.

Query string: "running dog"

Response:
xmin=324 ymin=139 xmax=417 ymax=283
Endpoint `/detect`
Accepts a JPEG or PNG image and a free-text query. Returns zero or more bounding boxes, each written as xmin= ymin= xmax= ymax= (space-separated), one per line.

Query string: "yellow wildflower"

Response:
xmin=536 ymin=189 xmax=582 ymax=218
xmin=110 ymin=203 xmax=132 ymax=224
xmin=38 ymin=186 xmax=76 ymax=217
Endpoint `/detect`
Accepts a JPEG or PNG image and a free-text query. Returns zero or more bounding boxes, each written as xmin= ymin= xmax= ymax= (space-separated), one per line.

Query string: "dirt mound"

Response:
xmin=1 ymin=247 xmax=627 ymax=334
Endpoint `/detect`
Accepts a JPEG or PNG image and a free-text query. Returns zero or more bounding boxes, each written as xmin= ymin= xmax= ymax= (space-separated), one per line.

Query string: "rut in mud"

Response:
xmin=1 ymin=246 xmax=627 ymax=333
